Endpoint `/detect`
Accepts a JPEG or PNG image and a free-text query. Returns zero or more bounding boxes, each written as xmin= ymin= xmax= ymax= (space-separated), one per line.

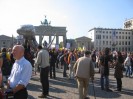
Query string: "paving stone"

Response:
xmin=27 ymin=68 xmax=133 ymax=99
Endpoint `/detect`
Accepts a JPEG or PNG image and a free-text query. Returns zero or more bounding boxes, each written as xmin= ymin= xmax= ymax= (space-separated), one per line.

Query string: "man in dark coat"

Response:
xmin=100 ymin=48 xmax=113 ymax=92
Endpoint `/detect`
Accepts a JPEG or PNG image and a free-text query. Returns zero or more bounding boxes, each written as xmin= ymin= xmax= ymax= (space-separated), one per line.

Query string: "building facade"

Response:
xmin=34 ymin=16 xmax=67 ymax=47
xmin=75 ymin=36 xmax=92 ymax=50
xmin=88 ymin=28 xmax=133 ymax=51
xmin=88 ymin=18 xmax=133 ymax=52
xmin=0 ymin=35 xmax=17 ymax=49
xmin=66 ymin=39 xmax=77 ymax=50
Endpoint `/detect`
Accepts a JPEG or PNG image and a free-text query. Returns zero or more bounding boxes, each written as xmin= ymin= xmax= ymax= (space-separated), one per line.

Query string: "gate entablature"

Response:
xmin=34 ymin=16 xmax=67 ymax=47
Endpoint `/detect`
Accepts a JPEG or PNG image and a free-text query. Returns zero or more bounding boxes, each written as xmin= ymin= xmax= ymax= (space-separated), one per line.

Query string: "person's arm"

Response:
xmin=0 ymin=68 xmax=2 ymax=87
xmin=73 ymin=59 xmax=79 ymax=74
xmin=7 ymin=80 xmax=26 ymax=94
xmin=7 ymin=80 xmax=10 ymax=89
xmin=0 ymin=57 xmax=3 ymax=68
xmin=12 ymin=84 xmax=25 ymax=94
xmin=34 ymin=52 xmax=42 ymax=67
xmin=124 ymin=57 xmax=127 ymax=66
xmin=7 ymin=78 xmax=24 ymax=94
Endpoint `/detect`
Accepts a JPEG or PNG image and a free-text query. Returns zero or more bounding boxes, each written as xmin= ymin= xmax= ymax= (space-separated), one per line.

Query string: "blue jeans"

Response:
xmin=92 ymin=62 xmax=96 ymax=68
xmin=125 ymin=65 xmax=132 ymax=77
xmin=131 ymin=66 xmax=133 ymax=75
xmin=100 ymin=74 xmax=109 ymax=90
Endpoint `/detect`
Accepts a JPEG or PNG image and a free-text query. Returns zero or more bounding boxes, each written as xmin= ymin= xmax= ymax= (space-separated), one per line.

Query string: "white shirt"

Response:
xmin=124 ymin=56 xmax=131 ymax=66
xmin=8 ymin=57 xmax=32 ymax=88
xmin=35 ymin=49 xmax=50 ymax=68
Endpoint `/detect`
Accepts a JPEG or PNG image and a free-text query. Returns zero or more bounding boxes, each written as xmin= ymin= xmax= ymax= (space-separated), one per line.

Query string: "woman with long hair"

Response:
xmin=114 ymin=51 xmax=124 ymax=92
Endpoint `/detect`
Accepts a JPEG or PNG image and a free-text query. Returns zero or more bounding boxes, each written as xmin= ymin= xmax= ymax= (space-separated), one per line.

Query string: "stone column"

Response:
xmin=56 ymin=35 xmax=59 ymax=45
xmin=49 ymin=36 xmax=52 ymax=44
xmin=63 ymin=35 xmax=66 ymax=47
xmin=85 ymin=42 xmax=87 ymax=50
xmin=86 ymin=41 xmax=88 ymax=50
xmin=39 ymin=35 xmax=43 ymax=45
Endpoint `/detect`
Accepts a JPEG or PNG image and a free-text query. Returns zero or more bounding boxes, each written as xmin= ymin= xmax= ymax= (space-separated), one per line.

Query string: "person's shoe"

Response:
xmin=84 ymin=97 xmax=90 ymax=99
xmin=115 ymin=89 xmax=121 ymax=92
xmin=46 ymin=94 xmax=49 ymax=96
xmin=38 ymin=94 xmax=47 ymax=98
xmin=106 ymin=89 xmax=113 ymax=92
xmin=114 ymin=89 xmax=119 ymax=91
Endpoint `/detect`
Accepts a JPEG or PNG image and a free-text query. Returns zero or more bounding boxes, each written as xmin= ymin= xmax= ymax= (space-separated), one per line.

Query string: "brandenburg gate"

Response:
xmin=34 ymin=16 xmax=67 ymax=47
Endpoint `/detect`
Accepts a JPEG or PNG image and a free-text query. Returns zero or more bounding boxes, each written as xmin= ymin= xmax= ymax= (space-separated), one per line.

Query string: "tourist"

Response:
xmin=49 ymin=48 xmax=58 ymax=79
xmin=114 ymin=51 xmax=124 ymax=92
xmin=34 ymin=45 xmax=50 ymax=98
xmin=99 ymin=48 xmax=113 ymax=92
xmin=73 ymin=51 xmax=94 ymax=99
xmin=124 ymin=53 xmax=131 ymax=77
xmin=68 ymin=50 xmax=78 ymax=79
xmin=7 ymin=45 xmax=32 ymax=99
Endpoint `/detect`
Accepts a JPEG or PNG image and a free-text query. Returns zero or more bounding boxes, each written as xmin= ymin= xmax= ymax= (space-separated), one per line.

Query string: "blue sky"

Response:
xmin=0 ymin=0 xmax=133 ymax=41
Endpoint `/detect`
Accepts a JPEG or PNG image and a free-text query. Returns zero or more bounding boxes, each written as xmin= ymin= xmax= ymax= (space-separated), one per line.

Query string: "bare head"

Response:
xmin=12 ymin=45 xmax=25 ymax=60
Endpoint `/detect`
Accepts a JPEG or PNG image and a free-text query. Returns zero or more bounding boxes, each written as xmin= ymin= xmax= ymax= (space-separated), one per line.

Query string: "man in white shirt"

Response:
xmin=7 ymin=45 xmax=32 ymax=99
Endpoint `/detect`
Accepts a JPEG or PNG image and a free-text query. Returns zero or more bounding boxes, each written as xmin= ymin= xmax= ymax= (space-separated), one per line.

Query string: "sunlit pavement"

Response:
xmin=27 ymin=68 xmax=133 ymax=99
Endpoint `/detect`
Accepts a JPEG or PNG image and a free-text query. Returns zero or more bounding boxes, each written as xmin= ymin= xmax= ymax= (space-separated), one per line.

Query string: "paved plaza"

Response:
xmin=27 ymin=68 xmax=133 ymax=99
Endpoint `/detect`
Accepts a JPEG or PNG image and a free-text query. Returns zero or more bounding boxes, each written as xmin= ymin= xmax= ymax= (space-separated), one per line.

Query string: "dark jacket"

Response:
xmin=100 ymin=55 xmax=112 ymax=76
xmin=114 ymin=57 xmax=124 ymax=78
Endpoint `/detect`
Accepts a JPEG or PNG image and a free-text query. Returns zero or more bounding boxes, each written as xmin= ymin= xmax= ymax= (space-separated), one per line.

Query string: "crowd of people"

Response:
xmin=0 ymin=44 xmax=133 ymax=99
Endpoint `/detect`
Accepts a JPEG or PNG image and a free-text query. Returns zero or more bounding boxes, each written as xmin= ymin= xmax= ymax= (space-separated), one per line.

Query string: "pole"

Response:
xmin=47 ymin=33 xmax=56 ymax=49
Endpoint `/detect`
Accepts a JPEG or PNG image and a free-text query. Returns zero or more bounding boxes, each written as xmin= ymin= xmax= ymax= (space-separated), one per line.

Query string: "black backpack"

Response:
xmin=1 ymin=53 xmax=12 ymax=76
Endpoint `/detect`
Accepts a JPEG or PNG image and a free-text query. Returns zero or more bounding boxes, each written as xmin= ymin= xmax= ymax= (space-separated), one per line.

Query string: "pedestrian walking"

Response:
xmin=73 ymin=50 xmax=94 ymax=99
